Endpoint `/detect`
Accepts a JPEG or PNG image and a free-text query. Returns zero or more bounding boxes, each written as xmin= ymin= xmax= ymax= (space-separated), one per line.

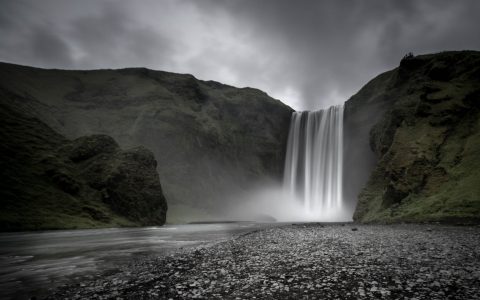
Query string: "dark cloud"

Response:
xmin=195 ymin=0 xmax=480 ymax=109
xmin=0 ymin=0 xmax=479 ymax=110
xmin=30 ymin=26 xmax=74 ymax=67
xmin=68 ymin=5 xmax=175 ymax=69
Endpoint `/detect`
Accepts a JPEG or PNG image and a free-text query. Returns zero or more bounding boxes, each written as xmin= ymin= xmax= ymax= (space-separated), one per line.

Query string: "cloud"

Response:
xmin=67 ymin=4 xmax=176 ymax=69
xmin=193 ymin=0 xmax=480 ymax=109
xmin=29 ymin=26 xmax=74 ymax=67
xmin=0 ymin=0 xmax=479 ymax=110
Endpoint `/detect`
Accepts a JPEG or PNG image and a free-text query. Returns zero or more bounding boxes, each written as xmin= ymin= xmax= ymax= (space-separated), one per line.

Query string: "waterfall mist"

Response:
xmin=229 ymin=105 xmax=351 ymax=223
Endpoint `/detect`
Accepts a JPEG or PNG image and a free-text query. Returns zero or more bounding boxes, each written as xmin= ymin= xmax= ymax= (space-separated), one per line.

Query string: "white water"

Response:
xmin=283 ymin=105 xmax=345 ymax=221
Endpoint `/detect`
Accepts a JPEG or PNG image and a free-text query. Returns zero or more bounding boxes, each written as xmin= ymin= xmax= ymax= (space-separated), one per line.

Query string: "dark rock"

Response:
xmin=0 ymin=62 xmax=293 ymax=223
xmin=427 ymin=61 xmax=453 ymax=81
xmin=0 ymin=97 xmax=167 ymax=231
xmin=349 ymin=51 xmax=480 ymax=223
xmin=45 ymin=168 xmax=80 ymax=195
xmin=67 ymin=136 xmax=167 ymax=225
xmin=381 ymin=182 xmax=409 ymax=208
xmin=67 ymin=135 xmax=118 ymax=162
xmin=88 ymin=145 xmax=166 ymax=225
xmin=82 ymin=206 xmax=110 ymax=222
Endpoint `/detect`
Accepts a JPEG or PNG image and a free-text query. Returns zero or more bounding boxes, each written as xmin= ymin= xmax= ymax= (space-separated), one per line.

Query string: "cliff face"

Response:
xmin=0 ymin=64 xmax=293 ymax=222
xmin=343 ymin=68 xmax=398 ymax=216
xmin=348 ymin=51 xmax=480 ymax=223
xmin=0 ymin=96 xmax=167 ymax=231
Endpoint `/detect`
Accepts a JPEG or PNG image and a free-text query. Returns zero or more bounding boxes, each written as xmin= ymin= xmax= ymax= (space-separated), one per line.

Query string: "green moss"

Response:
xmin=0 ymin=95 xmax=166 ymax=231
xmin=353 ymin=51 xmax=480 ymax=224
xmin=0 ymin=61 xmax=293 ymax=220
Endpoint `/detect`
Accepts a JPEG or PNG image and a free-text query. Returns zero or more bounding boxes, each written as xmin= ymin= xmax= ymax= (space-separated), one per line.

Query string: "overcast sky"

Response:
xmin=1 ymin=0 xmax=479 ymax=110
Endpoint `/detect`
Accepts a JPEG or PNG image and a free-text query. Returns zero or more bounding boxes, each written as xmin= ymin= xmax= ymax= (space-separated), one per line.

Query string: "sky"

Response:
xmin=1 ymin=0 xmax=479 ymax=110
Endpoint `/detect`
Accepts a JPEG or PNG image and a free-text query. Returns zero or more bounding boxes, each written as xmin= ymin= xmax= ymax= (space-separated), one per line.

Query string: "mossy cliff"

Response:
xmin=348 ymin=51 xmax=480 ymax=223
xmin=0 ymin=95 xmax=167 ymax=231
xmin=0 ymin=64 xmax=293 ymax=223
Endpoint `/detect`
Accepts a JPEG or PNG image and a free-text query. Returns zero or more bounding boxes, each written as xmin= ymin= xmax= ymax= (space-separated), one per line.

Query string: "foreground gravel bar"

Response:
xmin=48 ymin=223 xmax=480 ymax=299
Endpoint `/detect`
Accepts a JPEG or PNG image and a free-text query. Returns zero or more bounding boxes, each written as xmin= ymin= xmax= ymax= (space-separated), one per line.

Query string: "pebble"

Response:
xmin=47 ymin=224 xmax=480 ymax=299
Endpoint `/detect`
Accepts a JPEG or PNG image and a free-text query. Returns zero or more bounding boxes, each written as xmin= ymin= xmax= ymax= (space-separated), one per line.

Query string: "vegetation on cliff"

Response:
xmin=0 ymin=63 xmax=293 ymax=223
xmin=4 ymin=50 xmax=477 ymax=226
xmin=352 ymin=51 xmax=480 ymax=223
xmin=0 ymin=94 xmax=167 ymax=231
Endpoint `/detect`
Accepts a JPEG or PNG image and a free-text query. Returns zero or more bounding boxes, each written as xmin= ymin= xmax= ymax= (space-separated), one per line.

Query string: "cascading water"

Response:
xmin=283 ymin=105 xmax=344 ymax=220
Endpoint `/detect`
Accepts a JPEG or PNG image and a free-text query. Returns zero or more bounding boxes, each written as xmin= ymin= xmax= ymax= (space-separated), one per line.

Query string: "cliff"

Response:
xmin=0 ymin=63 xmax=293 ymax=222
xmin=0 ymin=95 xmax=167 ymax=231
xmin=347 ymin=51 xmax=480 ymax=223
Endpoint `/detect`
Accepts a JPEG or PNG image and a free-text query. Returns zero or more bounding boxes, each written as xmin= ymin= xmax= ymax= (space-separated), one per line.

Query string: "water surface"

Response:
xmin=0 ymin=222 xmax=275 ymax=299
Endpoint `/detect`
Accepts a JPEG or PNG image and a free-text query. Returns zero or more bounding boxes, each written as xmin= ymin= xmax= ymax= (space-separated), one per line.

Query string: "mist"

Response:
xmin=224 ymin=184 xmax=352 ymax=223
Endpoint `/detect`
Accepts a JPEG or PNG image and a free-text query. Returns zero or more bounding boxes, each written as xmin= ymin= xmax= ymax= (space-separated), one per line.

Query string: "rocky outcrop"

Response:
xmin=348 ymin=51 xmax=480 ymax=223
xmin=0 ymin=63 xmax=293 ymax=222
xmin=343 ymin=67 xmax=398 ymax=216
xmin=66 ymin=135 xmax=167 ymax=225
xmin=0 ymin=95 xmax=167 ymax=231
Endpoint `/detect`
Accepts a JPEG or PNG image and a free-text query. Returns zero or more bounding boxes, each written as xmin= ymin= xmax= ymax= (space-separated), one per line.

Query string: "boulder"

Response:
xmin=0 ymin=97 xmax=167 ymax=231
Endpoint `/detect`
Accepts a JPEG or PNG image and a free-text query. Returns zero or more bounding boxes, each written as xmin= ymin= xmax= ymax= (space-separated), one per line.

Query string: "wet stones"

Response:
xmin=48 ymin=224 xmax=480 ymax=300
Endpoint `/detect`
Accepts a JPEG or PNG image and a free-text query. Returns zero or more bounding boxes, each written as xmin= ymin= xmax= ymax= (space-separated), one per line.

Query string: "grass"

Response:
xmin=354 ymin=51 xmax=480 ymax=224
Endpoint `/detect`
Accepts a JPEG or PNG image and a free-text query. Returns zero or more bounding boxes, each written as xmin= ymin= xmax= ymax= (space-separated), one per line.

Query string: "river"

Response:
xmin=0 ymin=222 xmax=278 ymax=299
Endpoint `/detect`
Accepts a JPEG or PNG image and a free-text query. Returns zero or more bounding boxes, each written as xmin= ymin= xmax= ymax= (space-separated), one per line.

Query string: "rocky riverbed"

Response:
xmin=47 ymin=223 xmax=480 ymax=299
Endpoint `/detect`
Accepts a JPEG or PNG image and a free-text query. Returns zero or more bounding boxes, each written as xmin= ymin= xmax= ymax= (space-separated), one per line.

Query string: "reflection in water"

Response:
xmin=0 ymin=223 xmax=274 ymax=299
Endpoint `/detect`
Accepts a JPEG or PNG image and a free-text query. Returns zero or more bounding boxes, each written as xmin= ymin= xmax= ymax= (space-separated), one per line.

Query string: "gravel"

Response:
xmin=47 ymin=224 xmax=480 ymax=299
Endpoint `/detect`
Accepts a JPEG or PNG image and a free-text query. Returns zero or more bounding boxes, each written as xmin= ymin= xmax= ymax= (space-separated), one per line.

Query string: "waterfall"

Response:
xmin=283 ymin=105 xmax=344 ymax=218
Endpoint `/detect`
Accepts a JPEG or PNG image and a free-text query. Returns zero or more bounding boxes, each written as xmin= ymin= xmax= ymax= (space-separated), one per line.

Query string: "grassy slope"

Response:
xmin=0 ymin=91 xmax=167 ymax=231
xmin=0 ymin=97 xmax=136 ymax=230
xmin=352 ymin=51 xmax=480 ymax=223
xmin=0 ymin=64 xmax=293 ymax=223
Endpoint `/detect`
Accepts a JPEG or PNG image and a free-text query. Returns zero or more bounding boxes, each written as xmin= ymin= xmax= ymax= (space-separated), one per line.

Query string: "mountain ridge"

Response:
xmin=0 ymin=94 xmax=167 ymax=231
xmin=346 ymin=50 xmax=480 ymax=223
xmin=0 ymin=61 xmax=293 ymax=223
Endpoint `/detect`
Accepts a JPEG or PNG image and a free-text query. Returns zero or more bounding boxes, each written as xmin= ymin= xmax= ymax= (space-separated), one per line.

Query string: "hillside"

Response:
xmin=3 ymin=51 xmax=476 ymax=225
xmin=0 ymin=64 xmax=293 ymax=223
xmin=347 ymin=51 xmax=480 ymax=223
xmin=0 ymin=93 xmax=167 ymax=231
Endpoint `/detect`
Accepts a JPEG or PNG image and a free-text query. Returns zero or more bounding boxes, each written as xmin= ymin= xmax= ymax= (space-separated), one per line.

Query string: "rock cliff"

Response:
xmin=348 ymin=51 xmax=480 ymax=223
xmin=0 ymin=63 xmax=293 ymax=222
xmin=0 ymin=95 xmax=167 ymax=231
